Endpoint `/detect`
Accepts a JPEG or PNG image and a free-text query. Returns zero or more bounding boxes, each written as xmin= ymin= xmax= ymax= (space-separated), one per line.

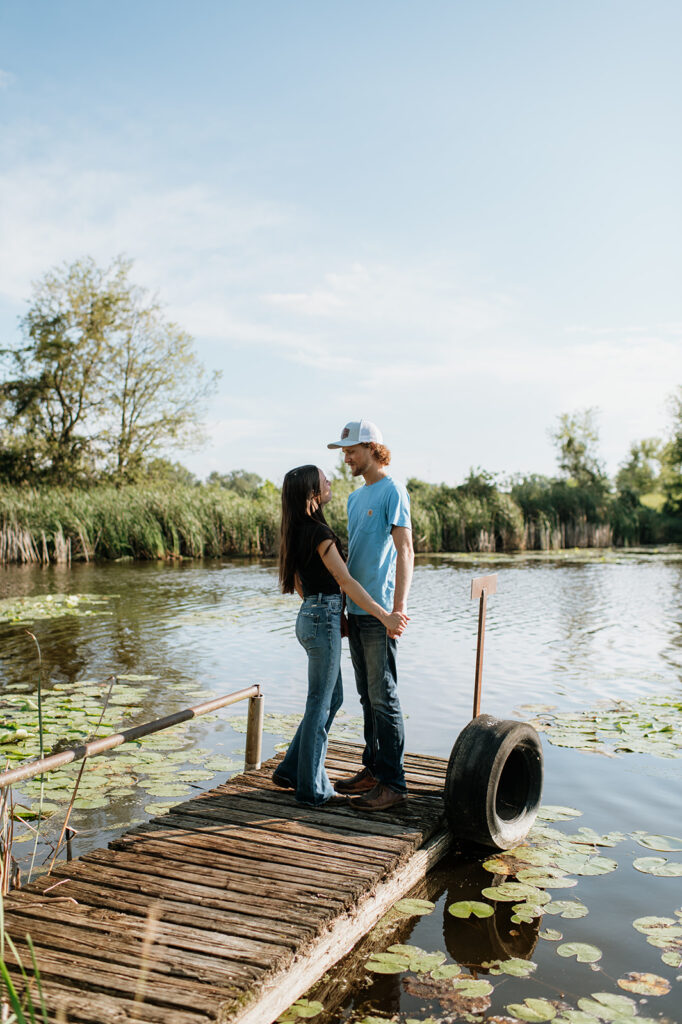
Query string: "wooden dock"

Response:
xmin=3 ymin=741 xmax=451 ymax=1024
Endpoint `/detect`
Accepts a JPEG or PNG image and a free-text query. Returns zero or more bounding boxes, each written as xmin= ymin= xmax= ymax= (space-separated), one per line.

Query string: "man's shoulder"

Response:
xmin=379 ymin=475 xmax=409 ymax=501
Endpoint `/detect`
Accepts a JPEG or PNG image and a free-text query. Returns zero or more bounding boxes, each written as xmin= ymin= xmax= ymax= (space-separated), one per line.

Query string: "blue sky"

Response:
xmin=1 ymin=1 xmax=681 ymax=485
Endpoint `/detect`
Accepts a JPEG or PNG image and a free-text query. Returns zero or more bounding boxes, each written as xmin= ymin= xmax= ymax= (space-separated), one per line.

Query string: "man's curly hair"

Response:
xmin=365 ymin=442 xmax=391 ymax=466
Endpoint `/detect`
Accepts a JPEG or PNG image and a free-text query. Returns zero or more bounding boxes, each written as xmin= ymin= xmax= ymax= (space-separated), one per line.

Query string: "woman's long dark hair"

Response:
xmin=279 ymin=464 xmax=338 ymax=594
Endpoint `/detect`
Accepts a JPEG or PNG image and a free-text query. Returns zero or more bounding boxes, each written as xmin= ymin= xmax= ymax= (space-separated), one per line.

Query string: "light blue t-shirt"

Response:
xmin=346 ymin=475 xmax=411 ymax=615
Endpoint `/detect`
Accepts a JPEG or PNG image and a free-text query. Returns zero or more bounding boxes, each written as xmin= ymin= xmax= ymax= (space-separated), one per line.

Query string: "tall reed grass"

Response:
xmin=0 ymin=473 xmax=672 ymax=565
xmin=0 ymin=484 xmax=280 ymax=564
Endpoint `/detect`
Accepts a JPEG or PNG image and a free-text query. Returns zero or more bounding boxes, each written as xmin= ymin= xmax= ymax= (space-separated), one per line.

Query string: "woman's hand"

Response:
xmin=383 ymin=610 xmax=409 ymax=636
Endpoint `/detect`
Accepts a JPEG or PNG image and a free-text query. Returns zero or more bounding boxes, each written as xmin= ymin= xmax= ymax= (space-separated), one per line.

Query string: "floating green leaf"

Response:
xmin=365 ymin=951 xmax=410 ymax=974
xmin=636 ymin=833 xmax=682 ymax=852
xmin=544 ymin=900 xmax=588 ymax=919
xmin=537 ymin=805 xmax=582 ymax=822
xmin=516 ymin=869 xmax=577 ymax=888
xmin=447 ymin=900 xmax=494 ymax=919
xmin=481 ymin=882 xmax=550 ymax=904
xmin=392 ymin=898 xmax=435 ymax=916
xmin=557 ymin=942 xmax=602 ymax=963
xmin=488 ymin=957 xmax=537 ymax=977
xmin=408 ymin=951 xmax=447 ymax=973
xmin=577 ymin=993 xmax=636 ymax=1019
xmin=633 ymin=856 xmax=682 ymax=876
xmin=617 ymin=972 xmax=670 ymax=996
xmin=661 ymin=950 xmax=682 ymax=967
xmin=277 ymin=998 xmax=324 ymax=1021
xmin=506 ymin=997 xmax=557 ymax=1021
xmin=430 ymin=963 xmax=463 ymax=980
xmin=540 ymin=928 xmax=563 ymax=941
xmin=632 ymin=915 xmax=681 ymax=934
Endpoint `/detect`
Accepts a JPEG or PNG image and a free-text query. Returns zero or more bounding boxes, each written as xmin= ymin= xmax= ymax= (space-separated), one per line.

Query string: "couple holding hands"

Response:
xmin=273 ymin=419 xmax=414 ymax=812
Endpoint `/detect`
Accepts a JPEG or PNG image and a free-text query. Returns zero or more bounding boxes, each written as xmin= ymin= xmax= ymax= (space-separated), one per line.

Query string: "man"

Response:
xmin=327 ymin=419 xmax=414 ymax=810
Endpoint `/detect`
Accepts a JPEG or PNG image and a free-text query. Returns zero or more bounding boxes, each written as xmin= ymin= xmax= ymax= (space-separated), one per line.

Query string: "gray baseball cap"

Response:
xmin=327 ymin=419 xmax=384 ymax=449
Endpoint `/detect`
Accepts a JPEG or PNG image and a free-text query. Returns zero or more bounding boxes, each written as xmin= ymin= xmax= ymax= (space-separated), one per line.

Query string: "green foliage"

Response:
xmin=0 ymin=256 xmax=219 ymax=485
xmin=0 ymin=483 xmax=280 ymax=561
xmin=549 ymin=408 xmax=607 ymax=489
xmin=206 ymin=469 xmax=263 ymax=495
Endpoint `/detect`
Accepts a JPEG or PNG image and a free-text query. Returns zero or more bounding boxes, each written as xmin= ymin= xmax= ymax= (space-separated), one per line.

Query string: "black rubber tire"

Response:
xmin=444 ymin=714 xmax=543 ymax=850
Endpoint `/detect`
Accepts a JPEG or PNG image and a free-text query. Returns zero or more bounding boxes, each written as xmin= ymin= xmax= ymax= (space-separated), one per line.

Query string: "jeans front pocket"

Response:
xmin=296 ymin=609 xmax=319 ymax=646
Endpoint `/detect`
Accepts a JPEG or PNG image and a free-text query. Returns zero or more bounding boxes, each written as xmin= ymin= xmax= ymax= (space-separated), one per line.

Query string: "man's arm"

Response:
xmin=391 ymin=525 xmax=414 ymax=616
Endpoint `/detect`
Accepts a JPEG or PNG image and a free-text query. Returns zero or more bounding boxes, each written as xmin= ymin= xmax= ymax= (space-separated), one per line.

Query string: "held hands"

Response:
xmin=384 ymin=610 xmax=409 ymax=638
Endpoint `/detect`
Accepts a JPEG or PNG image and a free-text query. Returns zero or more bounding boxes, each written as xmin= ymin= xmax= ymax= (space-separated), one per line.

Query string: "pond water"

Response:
xmin=1 ymin=550 xmax=681 ymax=1023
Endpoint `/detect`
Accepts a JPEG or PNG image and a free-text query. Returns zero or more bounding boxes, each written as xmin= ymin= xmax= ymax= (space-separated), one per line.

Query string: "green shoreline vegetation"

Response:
xmin=1 ymin=257 xmax=681 ymax=563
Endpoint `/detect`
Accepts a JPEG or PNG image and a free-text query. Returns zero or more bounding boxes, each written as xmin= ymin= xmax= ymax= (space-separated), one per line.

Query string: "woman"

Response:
xmin=273 ymin=464 xmax=407 ymax=807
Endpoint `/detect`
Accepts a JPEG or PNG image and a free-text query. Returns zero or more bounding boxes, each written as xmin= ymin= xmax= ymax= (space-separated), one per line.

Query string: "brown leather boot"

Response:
xmin=333 ymin=766 xmax=377 ymax=794
xmin=350 ymin=783 xmax=408 ymax=811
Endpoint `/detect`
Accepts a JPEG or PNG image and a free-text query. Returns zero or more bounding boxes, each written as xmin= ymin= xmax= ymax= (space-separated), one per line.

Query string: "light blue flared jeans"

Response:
xmin=276 ymin=593 xmax=343 ymax=805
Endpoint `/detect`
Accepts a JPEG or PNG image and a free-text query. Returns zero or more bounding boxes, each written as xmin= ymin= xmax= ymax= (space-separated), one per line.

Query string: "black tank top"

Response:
xmin=295 ymin=519 xmax=342 ymax=597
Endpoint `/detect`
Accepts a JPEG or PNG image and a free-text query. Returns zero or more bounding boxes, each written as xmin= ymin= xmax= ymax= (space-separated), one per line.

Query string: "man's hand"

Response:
xmin=387 ymin=608 xmax=409 ymax=639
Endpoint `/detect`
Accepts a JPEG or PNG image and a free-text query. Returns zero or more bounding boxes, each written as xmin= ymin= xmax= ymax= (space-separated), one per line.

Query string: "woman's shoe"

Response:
xmin=272 ymin=771 xmax=295 ymax=790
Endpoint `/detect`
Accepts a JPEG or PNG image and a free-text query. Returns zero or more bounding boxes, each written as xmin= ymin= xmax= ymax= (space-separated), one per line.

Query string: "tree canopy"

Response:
xmin=0 ymin=256 xmax=219 ymax=484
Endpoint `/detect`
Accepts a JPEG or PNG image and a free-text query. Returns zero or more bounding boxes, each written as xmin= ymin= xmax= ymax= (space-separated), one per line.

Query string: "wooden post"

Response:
xmin=245 ymin=687 xmax=264 ymax=771
xmin=470 ymin=574 xmax=498 ymax=719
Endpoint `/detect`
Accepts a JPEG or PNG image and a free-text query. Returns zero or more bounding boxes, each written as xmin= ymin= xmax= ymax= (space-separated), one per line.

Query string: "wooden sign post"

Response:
xmin=470 ymin=573 xmax=498 ymax=719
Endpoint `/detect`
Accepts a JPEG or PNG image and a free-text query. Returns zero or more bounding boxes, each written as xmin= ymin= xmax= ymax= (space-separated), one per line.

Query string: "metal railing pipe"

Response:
xmin=0 ymin=684 xmax=263 ymax=789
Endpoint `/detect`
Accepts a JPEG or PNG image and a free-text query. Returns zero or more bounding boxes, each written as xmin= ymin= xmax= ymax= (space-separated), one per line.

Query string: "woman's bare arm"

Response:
xmin=318 ymin=541 xmax=408 ymax=635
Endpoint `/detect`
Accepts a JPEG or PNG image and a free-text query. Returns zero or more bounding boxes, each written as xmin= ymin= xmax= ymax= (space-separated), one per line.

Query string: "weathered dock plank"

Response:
xmin=3 ymin=742 xmax=451 ymax=1023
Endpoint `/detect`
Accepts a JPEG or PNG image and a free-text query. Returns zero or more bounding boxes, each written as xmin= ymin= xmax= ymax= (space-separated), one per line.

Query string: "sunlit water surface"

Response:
xmin=1 ymin=551 xmax=681 ymax=1022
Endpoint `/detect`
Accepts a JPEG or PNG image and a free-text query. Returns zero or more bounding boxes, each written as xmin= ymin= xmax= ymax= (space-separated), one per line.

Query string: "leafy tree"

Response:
xmin=660 ymin=387 xmax=682 ymax=517
xmin=206 ymin=469 xmax=263 ymax=495
xmin=549 ymin=408 xmax=607 ymax=490
xmin=0 ymin=256 xmax=219 ymax=484
xmin=615 ymin=439 xmax=662 ymax=499
xmin=145 ymin=458 xmax=199 ymax=487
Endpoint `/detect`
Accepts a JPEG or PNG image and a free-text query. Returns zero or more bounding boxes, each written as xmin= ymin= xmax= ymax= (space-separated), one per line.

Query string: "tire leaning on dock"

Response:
xmin=444 ymin=714 xmax=543 ymax=850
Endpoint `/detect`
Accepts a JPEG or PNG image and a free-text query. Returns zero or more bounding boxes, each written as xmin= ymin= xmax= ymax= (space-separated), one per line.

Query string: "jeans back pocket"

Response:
xmin=296 ymin=609 xmax=319 ymax=645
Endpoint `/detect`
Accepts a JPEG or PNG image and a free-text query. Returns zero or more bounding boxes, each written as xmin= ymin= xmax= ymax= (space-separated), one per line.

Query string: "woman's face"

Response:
xmin=318 ymin=468 xmax=332 ymax=506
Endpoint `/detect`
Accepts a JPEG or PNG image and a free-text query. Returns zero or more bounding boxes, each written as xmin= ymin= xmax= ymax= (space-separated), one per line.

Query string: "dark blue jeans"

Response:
xmin=277 ymin=594 xmax=343 ymax=805
xmin=347 ymin=613 xmax=407 ymax=793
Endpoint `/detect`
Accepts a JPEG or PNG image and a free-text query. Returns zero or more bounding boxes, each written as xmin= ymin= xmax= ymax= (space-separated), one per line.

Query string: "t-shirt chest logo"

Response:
xmin=367 ymin=510 xmax=373 ymax=517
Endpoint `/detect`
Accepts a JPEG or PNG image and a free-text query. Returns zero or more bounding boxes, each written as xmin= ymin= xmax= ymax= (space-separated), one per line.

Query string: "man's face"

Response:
xmin=342 ymin=444 xmax=373 ymax=477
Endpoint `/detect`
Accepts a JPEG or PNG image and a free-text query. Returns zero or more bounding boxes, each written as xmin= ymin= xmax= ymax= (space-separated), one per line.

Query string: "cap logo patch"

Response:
xmin=341 ymin=427 xmax=349 ymax=439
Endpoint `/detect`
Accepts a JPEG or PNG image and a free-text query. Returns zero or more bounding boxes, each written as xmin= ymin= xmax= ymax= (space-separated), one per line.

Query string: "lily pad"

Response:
xmin=481 ymin=882 xmax=550 ymax=904
xmin=636 ymin=834 xmax=682 ymax=852
xmin=544 ymin=900 xmax=588 ymax=919
xmin=277 ymin=998 xmax=324 ymax=1021
xmin=365 ymin=951 xmax=410 ymax=974
xmin=506 ymin=997 xmax=557 ymax=1021
xmin=577 ymin=993 xmax=636 ymax=1019
xmin=537 ymin=805 xmax=582 ymax=822
xmin=540 ymin=928 xmax=563 ymax=941
xmin=633 ymin=856 xmax=682 ymax=876
xmin=661 ymin=950 xmax=682 ymax=967
xmin=632 ymin=915 xmax=681 ymax=934
xmin=616 ymin=972 xmax=670 ymax=996
xmin=392 ymin=898 xmax=435 ymax=916
xmin=447 ymin=900 xmax=494 ymax=919
xmin=557 ymin=942 xmax=602 ymax=963
xmin=488 ymin=957 xmax=537 ymax=977
xmin=430 ymin=963 xmax=463 ymax=980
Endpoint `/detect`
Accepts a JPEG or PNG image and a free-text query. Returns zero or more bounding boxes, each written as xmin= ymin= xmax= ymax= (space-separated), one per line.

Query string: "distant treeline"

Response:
xmin=1 ymin=460 xmax=680 ymax=565
xmin=2 ymin=256 xmax=681 ymax=562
